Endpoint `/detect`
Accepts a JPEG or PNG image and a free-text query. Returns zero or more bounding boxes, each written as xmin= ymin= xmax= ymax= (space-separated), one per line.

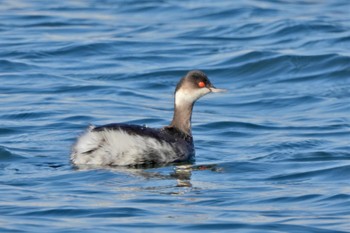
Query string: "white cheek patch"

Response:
xmin=175 ymin=88 xmax=210 ymax=107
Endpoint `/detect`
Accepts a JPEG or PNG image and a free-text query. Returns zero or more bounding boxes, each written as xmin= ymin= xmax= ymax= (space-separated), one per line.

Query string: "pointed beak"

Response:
xmin=209 ymin=85 xmax=227 ymax=93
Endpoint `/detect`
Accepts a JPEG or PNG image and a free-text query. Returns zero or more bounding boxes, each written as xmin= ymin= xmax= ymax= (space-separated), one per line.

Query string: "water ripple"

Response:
xmin=1 ymin=0 xmax=350 ymax=232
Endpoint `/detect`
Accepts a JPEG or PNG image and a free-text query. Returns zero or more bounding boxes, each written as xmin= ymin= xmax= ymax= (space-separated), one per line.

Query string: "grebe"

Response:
xmin=71 ymin=70 xmax=225 ymax=166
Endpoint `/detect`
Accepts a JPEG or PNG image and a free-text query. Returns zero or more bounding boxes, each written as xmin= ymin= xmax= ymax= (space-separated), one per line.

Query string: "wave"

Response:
xmin=0 ymin=146 xmax=24 ymax=161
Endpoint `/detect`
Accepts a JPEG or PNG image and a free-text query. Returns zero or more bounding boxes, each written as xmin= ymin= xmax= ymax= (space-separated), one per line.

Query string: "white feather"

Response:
xmin=71 ymin=127 xmax=178 ymax=166
xmin=175 ymin=88 xmax=210 ymax=107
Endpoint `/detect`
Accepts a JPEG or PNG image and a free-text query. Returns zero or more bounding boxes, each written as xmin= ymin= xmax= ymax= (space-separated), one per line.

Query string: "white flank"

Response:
xmin=71 ymin=127 xmax=177 ymax=166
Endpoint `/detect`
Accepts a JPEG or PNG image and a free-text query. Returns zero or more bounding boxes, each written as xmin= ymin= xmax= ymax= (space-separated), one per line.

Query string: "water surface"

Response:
xmin=1 ymin=0 xmax=350 ymax=232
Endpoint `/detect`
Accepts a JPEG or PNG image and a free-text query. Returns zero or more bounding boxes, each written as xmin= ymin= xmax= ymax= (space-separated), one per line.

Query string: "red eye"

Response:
xmin=198 ymin=81 xmax=205 ymax=88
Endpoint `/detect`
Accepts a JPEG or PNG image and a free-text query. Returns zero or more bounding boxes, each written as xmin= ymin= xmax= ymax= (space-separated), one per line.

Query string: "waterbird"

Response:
xmin=71 ymin=70 xmax=226 ymax=166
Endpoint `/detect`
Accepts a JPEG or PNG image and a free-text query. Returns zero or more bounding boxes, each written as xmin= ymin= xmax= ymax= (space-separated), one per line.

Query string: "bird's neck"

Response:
xmin=170 ymin=101 xmax=194 ymax=136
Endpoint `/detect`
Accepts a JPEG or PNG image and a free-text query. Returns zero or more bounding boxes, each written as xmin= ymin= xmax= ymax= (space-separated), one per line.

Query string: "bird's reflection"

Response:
xmin=172 ymin=165 xmax=193 ymax=187
xmin=73 ymin=163 xmax=220 ymax=188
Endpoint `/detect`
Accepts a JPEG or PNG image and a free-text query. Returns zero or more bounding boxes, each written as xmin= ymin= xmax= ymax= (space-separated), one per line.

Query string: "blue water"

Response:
xmin=1 ymin=0 xmax=350 ymax=232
